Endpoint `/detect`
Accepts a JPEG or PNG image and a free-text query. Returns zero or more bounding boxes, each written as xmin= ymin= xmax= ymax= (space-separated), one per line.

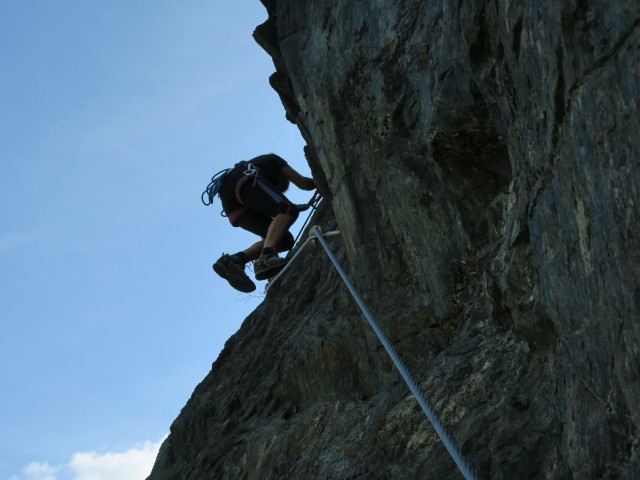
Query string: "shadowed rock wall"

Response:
xmin=149 ymin=1 xmax=640 ymax=478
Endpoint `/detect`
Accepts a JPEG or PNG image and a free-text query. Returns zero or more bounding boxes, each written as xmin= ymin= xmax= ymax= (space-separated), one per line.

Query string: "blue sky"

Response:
xmin=0 ymin=2 xmax=310 ymax=478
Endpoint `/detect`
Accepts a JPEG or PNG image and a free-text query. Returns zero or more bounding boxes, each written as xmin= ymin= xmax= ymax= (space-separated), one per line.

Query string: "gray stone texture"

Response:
xmin=149 ymin=1 xmax=640 ymax=478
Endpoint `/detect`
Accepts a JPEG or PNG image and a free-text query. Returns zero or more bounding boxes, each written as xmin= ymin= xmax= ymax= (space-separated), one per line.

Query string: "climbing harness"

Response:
xmin=201 ymin=161 xmax=261 ymax=222
xmin=233 ymin=163 xmax=260 ymax=204
xmin=202 ymin=164 xmax=319 ymax=226
xmin=201 ymin=161 xmax=258 ymax=206
xmin=269 ymin=226 xmax=478 ymax=480
xmin=241 ymin=163 xmax=259 ymax=177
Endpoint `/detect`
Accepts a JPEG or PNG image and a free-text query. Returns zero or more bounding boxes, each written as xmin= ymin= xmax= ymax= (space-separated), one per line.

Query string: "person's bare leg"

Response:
xmin=262 ymin=214 xmax=295 ymax=252
xmin=242 ymin=240 xmax=264 ymax=262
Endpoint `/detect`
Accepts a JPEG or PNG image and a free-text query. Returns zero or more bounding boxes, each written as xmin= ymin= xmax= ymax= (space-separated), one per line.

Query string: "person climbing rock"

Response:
xmin=212 ymin=153 xmax=316 ymax=292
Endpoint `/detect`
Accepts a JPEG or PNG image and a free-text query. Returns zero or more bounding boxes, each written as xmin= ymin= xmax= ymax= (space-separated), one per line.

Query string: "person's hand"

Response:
xmin=309 ymin=190 xmax=322 ymax=205
xmin=296 ymin=203 xmax=311 ymax=212
xmin=301 ymin=176 xmax=316 ymax=191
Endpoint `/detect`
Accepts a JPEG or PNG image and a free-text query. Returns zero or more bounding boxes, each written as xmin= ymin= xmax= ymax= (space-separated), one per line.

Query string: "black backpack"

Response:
xmin=201 ymin=161 xmax=253 ymax=206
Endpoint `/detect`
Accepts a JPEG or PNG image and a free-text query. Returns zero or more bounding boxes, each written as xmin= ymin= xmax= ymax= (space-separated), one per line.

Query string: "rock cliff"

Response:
xmin=149 ymin=1 xmax=640 ymax=478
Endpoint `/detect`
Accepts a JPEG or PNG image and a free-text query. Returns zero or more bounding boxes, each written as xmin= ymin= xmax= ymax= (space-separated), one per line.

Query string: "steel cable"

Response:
xmin=312 ymin=226 xmax=477 ymax=480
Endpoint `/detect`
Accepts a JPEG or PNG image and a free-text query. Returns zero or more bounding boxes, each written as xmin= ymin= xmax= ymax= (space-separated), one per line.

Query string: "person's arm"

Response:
xmin=282 ymin=166 xmax=316 ymax=191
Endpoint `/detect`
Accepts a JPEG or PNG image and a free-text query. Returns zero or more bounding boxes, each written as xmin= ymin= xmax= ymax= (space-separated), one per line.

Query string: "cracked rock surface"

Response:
xmin=149 ymin=1 xmax=640 ymax=479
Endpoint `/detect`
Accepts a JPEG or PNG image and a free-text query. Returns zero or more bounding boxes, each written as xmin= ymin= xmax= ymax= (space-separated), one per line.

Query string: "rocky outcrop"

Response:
xmin=149 ymin=1 xmax=640 ymax=478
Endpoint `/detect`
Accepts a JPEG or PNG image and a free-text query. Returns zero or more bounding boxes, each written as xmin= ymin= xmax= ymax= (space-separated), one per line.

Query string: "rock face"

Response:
xmin=149 ymin=1 xmax=640 ymax=479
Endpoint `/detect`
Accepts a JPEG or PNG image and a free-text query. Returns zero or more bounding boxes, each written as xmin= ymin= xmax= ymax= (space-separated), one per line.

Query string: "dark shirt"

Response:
xmin=246 ymin=153 xmax=288 ymax=187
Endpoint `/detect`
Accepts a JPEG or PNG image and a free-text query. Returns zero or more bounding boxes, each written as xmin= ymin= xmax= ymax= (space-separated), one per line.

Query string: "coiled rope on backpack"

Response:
xmin=201 ymin=169 xmax=230 ymax=206
xmin=202 ymin=161 xmax=258 ymax=207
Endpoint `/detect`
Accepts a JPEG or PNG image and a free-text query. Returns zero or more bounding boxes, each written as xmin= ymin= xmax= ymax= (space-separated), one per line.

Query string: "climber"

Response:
xmin=212 ymin=153 xmax=316 ymax=293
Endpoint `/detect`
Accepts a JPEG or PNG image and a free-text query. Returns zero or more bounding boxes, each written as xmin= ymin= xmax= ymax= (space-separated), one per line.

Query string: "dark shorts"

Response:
xmin=236 ymin=177 xmax=296 ymax=218
xmin=234 ymin=210 xmax=295 ymax=252
xmin=220 ymin=169 xmax=299 ymax=250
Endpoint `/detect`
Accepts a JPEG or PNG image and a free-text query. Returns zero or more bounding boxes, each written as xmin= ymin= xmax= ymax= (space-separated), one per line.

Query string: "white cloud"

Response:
xmin=12 ymin=462 xmax=59 ymax=480
xmin=70 ymin=439 xmax=163 ymax=480
xmin=12 ymin=437 xmax=166 ymax=480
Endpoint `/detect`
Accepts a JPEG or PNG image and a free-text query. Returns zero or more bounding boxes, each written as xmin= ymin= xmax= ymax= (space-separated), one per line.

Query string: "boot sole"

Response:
xmin=255 ymin=262 xmax=287 ymax=281
xmin=213 ymin=261 xmax=256 ymax=293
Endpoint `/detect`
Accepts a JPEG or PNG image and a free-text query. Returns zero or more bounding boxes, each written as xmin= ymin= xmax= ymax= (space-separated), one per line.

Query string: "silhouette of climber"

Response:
xmin=213 ymin=153 xmax=316 ymax=292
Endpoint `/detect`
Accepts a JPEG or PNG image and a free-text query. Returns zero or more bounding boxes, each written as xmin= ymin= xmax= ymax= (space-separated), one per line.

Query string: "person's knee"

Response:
xmin=271 ymin=198 xmax=299 ymax=223
xmin=276 ymin=232 xmax=295 ymax=252
xmin=285 ymin=204 xmax=299 ymax=222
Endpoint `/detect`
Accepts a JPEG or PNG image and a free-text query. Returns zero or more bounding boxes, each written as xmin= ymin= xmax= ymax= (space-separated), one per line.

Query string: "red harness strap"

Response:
xmin=226 ymin=173 xmax=255 ymax=225
xmin=234 ymin=174 xmax=252 ymax=204
xmin=227 ymin=169 xmax=292 ymax=224
xmin=227 ymin=207 xmax=248 ymax=225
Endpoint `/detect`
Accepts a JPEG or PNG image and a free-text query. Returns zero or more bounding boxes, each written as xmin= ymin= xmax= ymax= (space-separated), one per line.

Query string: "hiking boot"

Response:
xmin=254 ymin=253 xmax=287 ymax=281
xmin=212 ymin=254 xmax=256 ymax=293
